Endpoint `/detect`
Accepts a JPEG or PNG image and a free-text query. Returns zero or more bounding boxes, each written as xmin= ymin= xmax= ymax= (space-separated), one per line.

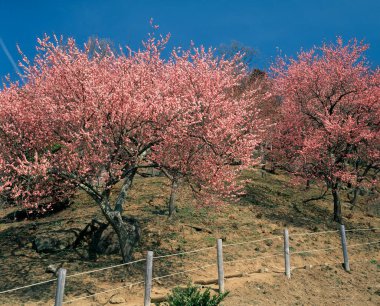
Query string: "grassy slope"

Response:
xmin=0 ymin=168 xmax=379 ymax=305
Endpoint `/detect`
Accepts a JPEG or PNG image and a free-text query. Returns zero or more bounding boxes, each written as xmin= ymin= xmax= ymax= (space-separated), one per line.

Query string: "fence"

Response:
xmin=0 ymin=225 xmax=379 ymax=305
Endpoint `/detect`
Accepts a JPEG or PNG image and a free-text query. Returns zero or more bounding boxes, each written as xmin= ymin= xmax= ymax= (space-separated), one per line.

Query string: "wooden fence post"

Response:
xmin=54 ymin=268 xmax=67 ymax=306
xmin=339 ymin=224 xmax=350 ymax=272
xmin=144 ymin=251 xmax=154 ymax=306
xmin=284 ymin=228 xmax=291 ymax=279
xmin=217 ymin=238 xmax=225 ymax=293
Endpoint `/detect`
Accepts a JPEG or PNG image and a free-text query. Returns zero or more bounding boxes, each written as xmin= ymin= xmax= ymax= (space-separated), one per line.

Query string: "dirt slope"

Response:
xmin=0 ymin=169 xmax=379 ymax=305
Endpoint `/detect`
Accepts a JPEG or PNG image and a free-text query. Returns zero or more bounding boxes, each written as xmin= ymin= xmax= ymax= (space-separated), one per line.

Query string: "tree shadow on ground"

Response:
xmin=0 ymin=199 xmax=71 ymax=224
xmin=241 ymin=176 xmax=366 ymax=232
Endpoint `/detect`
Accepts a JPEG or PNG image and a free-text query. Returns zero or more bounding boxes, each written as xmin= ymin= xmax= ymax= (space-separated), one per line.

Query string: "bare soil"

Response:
xmin=0 ymin=169 xmax=379 ymax=305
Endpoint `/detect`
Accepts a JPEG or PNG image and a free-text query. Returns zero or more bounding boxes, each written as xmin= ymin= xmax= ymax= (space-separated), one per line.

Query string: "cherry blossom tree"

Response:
xmin=0 ymin=31 xmax=264 ymax=261
xmin=237 ymin=69 xmax=280 ymax=174
xmin=271 ymin=38 xmax=380 ymax=223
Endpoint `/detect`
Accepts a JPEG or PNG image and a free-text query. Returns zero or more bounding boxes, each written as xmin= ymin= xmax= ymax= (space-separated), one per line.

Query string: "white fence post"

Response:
xmin=339 ymin=224 xmax=350 ymax=271
xmin=284 ymin=228 xmax=291 ymax=278
xmin=54 ymin=268 xmax=67 ymax=306
xmin=217 ymin=238 xmax=225 ymax=293
xmin=144 ymin=251 xmax=154 ymax=306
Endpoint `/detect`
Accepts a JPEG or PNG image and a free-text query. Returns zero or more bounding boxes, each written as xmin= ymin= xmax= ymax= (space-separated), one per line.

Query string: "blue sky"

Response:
xmin=0 ymin=0 xmax=379 ymax=79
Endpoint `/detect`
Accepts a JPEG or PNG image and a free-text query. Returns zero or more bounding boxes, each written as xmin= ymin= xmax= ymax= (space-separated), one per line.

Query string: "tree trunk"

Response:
xmin=79 ymin=168 xmax=140 ymax=263
xmin=168 ymin=178 xmax=178 ymax=218
xmin=114 ymin=169 xmax=136 ymax=213
xmin=104 ymin=209 xmax=140 ymax=262
xmin=261 ymin=164 xmax=266 ymax=178
xmin=260 ymin=143 xmax=265 ymax=164
xmin=349 ymin=187 xmax=359 ymax=210
xmin=99 ymin=193 xmax=140 ymax=263
xmin=269 ymin=163 xmax=276 ymax=174
xmin=332 ymin=187 xmax=342 ymax=224
xmin=305 ymin=179 xmax=310 ymax=190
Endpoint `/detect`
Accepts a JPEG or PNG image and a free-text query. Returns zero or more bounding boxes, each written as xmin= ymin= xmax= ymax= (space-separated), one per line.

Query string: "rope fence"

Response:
xmin=345 ymin=227 xmax=380 ymax=232
xmin=152 ymin=263 xmax=217 ymax=281
xmin=291 ymin=240 xmax=380 ymax=256
xmin=153 ymin=246 xmax=215 ymax=259
xmin=62 ymin=280 xmax=145 ymax=304
xmin=291 ymin=257 xmax=380 ymax=271
xmin=0 ymin=226 xmax=378 ymax=305
xmin=0 ymin=278 xmax=57 ymax=295
xmin=223 ymin=236 xmax=283 ymax=247
xmin=290 ymin=229 xmax=339 ymax=236
xmin=223 ymin=252 xmax=284 ymax=265
xmin=65 ymin=258 xmax=146 ymax=279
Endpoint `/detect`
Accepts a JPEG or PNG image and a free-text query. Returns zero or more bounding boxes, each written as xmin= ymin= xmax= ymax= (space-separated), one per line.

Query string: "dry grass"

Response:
xmin=0 ymin=168 xmax=379 ymax=305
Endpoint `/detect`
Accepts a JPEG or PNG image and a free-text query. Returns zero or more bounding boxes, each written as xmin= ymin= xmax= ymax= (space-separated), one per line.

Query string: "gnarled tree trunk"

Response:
xmin=99 ymin=200 xmax=140 ymax=262
xmin=104 ymin=210 xmax=140 ymax=262
xmin=95 ymin=169 xmax=141 ymax=263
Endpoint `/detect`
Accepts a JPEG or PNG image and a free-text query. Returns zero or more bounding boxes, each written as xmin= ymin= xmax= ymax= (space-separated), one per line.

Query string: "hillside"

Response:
xmin=0 ymin=168 xmax=379 ymax=305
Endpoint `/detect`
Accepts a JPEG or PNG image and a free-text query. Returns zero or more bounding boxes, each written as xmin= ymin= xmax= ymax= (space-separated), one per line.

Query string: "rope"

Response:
xmin=292 ymin=257 xmax=380 ymax=270
xmin=345 ymin=227 xmax=380 ymax=232
xmin=291 ymin=230 xmax=339 ymax=237
xmin=153 ymin=246 xmax=215 ymax=259
xmin=0 ymin=278 xmax=57 ymax=294
xmin=347 ymin=240 xmax=380 ymax=248
xmin=65 ymin=259 xmax=146 ymax=279
xmin=0 ymin=259 xmax=145 ymax=295
xmin=284 ymin=227 xmax=380 ymax=238
xmin=223 ymin=252 xmax=283 ymax=265
xmin=221 ymin=227 xmax=379 ymax=248
xmin=64 ymin=263 xmax=219 ymax=303
xmin=292 ymin=240 xmax=380 ymax=256
xmin=223 ymin=236 xmax=283 ymax=247
xmin=292 ymin=246 xmax=341 ymax=255
xmin=152 ymin=263 xmax=217 ymax=281
xmin=62 ymin=280 xmax=145 ymax=304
